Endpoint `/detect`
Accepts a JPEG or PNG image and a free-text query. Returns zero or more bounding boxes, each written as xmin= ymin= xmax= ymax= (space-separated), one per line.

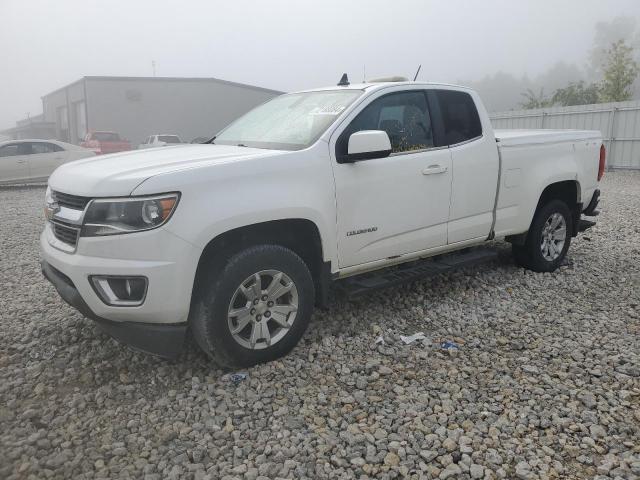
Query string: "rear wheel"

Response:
xmin=513 ymin=199 xmax=572 ymax=272
xmin=191 ymin=245 xmax=314 ymax=368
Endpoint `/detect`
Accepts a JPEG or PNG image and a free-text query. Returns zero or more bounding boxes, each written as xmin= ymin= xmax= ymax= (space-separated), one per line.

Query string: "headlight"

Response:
xmin=44 ymin=186 xmax=57 ymax=221
xmin=81 ymin=193 xmax=179 ymax=236
xmin=45 ymin=186 xmax=53 ymax=204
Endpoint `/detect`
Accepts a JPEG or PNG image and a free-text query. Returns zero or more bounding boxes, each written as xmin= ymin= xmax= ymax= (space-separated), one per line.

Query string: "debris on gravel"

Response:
xmin=1 ymin=172 xmax=639 ymax=479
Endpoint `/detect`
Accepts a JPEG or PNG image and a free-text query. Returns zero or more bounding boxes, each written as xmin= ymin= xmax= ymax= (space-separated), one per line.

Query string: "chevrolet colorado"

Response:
xmin=41 ymin=79 xmax=604 ymax=367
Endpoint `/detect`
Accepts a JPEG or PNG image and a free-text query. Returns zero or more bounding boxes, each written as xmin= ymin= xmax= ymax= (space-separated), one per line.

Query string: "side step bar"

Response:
xmin=336 ymin=248 xmax=499 ymax=298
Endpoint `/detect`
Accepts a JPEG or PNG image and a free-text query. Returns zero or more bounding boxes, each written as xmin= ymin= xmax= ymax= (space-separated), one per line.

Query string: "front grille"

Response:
xmin=52 ymin=222 xmax=80 ymax=247
xmin=53 ymin=191 xmax=91 ymax=211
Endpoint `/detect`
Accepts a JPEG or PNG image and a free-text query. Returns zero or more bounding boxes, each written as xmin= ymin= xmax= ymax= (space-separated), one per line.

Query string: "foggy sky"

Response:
xmin=1 ymin=0 xmax=639 ymax=129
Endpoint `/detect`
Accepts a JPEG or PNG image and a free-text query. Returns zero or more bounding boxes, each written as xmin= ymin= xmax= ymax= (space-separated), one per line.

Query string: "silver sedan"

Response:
xmin=0 ymin=139 xmax=96 ymax=184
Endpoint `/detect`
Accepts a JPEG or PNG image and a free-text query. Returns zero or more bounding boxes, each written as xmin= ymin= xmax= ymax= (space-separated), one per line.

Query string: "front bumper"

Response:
xmin=42 ymin=260 xmax=187 ymax=358
xmin=40 ymin=223 xmax=202 ymax=358
xmin=41 ymin=224 xmax=199 ymax=323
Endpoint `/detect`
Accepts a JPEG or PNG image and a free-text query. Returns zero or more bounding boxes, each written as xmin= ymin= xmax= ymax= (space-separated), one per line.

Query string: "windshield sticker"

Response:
xmin=309 ymin=104 xmax=348 ymax=116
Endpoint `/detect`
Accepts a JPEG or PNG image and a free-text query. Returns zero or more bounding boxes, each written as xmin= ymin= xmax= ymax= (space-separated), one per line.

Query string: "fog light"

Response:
xmin=90 ymin=276 xmax=148 ymax=306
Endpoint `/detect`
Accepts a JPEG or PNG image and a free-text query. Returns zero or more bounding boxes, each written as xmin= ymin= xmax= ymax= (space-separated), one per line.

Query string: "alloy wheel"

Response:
xmin=227 ymin=270 xmax=299 ymax=350
xmin=540 ymin=212 xmax=567 ymax=261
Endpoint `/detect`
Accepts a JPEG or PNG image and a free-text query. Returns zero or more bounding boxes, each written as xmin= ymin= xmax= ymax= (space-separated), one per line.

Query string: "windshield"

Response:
xmin=158 ymin=135 xmax=181 ymax=143
xmin=214 ymin=90 xmax=363 ymax=150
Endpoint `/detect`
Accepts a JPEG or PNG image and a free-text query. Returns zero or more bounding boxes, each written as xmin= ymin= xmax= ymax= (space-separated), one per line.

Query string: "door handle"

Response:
xmin=422 ymin=164 xmax=448 ymax=175
xmin=16 ymin=159 xmax=27 ymax=164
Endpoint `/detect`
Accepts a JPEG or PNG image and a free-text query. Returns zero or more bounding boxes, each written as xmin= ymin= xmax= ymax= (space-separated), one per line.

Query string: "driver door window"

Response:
xmin=337 ymin=91 xmax=434 ymax=157
xmin=0 ymin=144 xmax=19 ymax=157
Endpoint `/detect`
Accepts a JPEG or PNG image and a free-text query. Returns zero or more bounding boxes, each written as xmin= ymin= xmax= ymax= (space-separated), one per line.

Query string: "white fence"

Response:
xmin=489 ymin=100 xmax=640 ymax=170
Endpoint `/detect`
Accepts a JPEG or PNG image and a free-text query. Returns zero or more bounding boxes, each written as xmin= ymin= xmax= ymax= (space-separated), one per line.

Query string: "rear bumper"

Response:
xmin=583 ymin=189 xmax=600 ymax=216
xmin=575 ymin=189 xmax=601 ymax=234
xmin=41 ymin=260 xmax=187 ymax=359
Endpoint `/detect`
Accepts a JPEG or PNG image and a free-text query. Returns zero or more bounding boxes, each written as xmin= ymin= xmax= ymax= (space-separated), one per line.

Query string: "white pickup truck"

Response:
xmin=41 ymin=78 xmax=604 ymax=367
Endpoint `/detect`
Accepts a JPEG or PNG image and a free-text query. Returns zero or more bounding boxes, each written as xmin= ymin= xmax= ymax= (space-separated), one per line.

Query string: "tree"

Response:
xmin=552 ymin=81 xmax=599 ymax=106
xmin=588 ymin=17 xmax=640 ymax=81
xmin=536 ymin=62 xmax=584 ymax=94
xmin=598 ymin=40 xmax=639 ymax=102
xmin=520 ymin=88 xmax=552 ymax=109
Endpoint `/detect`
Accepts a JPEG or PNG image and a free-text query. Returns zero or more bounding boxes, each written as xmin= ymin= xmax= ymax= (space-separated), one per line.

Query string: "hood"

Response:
xmin=48 ymin=144 xmax=282 ymax=197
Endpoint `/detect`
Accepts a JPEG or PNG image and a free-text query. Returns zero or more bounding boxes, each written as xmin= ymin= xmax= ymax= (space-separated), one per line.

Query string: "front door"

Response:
xmin=0 ymin=143 xmax=30 ymax=183
xmin=331 ymin=89 xmax=452 ymax=268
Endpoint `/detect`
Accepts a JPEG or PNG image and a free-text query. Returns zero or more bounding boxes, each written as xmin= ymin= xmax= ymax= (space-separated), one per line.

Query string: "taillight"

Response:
xmin=598 ymin=144 xmax=606 ymax=181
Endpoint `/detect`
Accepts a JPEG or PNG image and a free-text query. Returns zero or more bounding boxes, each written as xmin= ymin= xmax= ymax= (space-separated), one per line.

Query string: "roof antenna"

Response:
xmin=337 ymin=73 xmax=350 ymax=86
xmin=413 ymin=64 xmax=422 ymax=81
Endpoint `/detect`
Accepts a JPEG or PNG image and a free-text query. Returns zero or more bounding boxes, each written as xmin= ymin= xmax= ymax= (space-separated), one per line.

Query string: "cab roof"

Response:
xmin=295 ymin=80 xmax=472 ymax=94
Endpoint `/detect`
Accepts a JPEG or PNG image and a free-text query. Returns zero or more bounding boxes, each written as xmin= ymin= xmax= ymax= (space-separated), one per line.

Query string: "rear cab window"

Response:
xmin=91 ymin=132 xmax=120 ymax=142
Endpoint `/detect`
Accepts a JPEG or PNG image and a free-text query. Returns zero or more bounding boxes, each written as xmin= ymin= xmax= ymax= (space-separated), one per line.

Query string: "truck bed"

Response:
xmin=495 ymin=129 xmax=601 ymax=147
xmin=492 ymin=128 xmax=602 ymax=239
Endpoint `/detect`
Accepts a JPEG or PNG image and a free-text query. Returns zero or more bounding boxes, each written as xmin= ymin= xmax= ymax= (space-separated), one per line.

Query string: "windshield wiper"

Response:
xmin=236 ymin=143 xmax=248 ymax=147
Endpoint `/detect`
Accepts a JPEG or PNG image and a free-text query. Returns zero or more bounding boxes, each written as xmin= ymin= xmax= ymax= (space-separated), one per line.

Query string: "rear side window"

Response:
xmin=434 ymin=90 xmax=482 ymax=146
xmin=17 ymin=143 xmax=32 ymax=155
xmin=30 ymin=142 xmax=62 ymax=154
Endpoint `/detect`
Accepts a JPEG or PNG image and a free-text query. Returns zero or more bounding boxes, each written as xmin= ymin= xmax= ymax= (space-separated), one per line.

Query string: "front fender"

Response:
xmin=132 ymin=147 xmax=338 ymax=268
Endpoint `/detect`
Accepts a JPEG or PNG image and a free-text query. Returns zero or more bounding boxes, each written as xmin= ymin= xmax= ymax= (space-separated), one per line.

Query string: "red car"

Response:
xmin=80 ymin=131 xmax=131 ymax=155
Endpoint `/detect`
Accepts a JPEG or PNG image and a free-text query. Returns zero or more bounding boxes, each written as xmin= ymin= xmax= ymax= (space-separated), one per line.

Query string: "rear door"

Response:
xmin=0 ymin=143 xmax=31 ymax=183
xmin=26 ymin=142 xmax=65 ymax=180
xmin=430 ymin=89 xmax=499 ymax=243
xmin=330 ymin=88 xmax=452 ymax=268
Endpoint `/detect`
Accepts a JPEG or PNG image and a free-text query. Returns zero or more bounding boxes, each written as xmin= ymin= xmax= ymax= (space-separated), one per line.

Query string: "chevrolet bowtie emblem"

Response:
xmin=45 ymin=202 xmax=60 ymax=221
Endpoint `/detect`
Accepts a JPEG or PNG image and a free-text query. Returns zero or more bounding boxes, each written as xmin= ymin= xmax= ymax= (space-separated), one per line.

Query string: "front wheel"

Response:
xmin=191 ymin=245 xmax=315 ymax=368
xmin=513 ymin=199 xmax=572 ymax=272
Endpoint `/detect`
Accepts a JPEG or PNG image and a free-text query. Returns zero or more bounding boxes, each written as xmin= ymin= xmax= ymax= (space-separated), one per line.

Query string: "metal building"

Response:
xmin=490 ymin=100 xmax=640 ymax=170
xmin=0 ymin=114 xmax=56 ymax=140
xmin=37 ymin=76 xmax=282 ymax=146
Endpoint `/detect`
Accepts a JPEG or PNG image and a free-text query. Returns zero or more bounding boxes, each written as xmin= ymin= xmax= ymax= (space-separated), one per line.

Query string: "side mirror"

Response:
xmin=340 ymin=130 xmax=392 ymax=163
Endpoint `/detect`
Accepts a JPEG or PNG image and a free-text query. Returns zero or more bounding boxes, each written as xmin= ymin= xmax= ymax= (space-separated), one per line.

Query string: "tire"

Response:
xmin=191 ymin=244 xmax=315 ymax=368
xmin=513 ymin=199 xmax=572 ymax=272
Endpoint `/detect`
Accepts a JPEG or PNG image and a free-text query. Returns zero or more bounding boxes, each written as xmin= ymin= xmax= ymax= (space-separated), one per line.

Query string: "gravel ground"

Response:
xmin=1 ymin=172 xmax=639 ymax=480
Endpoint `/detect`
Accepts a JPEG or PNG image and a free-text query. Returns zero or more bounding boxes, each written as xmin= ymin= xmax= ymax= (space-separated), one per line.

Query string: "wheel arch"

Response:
xmin=191 ymin=219 xmax=330 ymax=311
xmin=507 ymin=179 xmax=582 ymax=245
xmin=536 ymin=179 xmax=581 ymax=211
xmin=537 ymin=180 xmax=582 ymax=238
